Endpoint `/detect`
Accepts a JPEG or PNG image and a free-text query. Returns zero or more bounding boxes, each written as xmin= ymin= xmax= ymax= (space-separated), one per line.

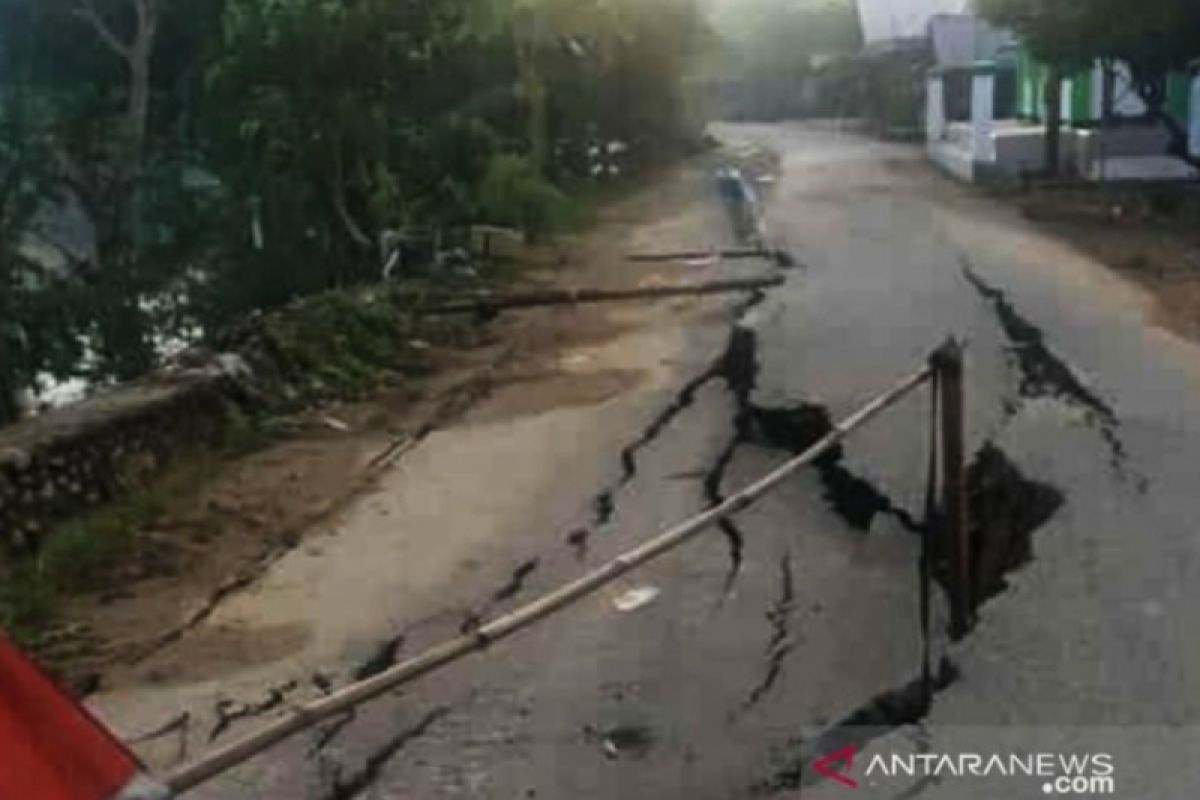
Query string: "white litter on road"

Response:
xmin=612 ymin=586 xmax=660 ymax=613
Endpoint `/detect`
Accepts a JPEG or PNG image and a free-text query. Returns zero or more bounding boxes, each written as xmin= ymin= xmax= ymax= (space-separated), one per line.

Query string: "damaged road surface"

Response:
xmin=96 ymin=124 xmax=1200 ymax=799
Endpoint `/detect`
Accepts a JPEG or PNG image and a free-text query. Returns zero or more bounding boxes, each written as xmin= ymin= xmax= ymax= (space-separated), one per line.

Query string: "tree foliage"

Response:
xmin=0 ymin=0 xmax=704 ymax=419
xmin=979 ymin=0 xmax=1200 ymax=166
xmin=702 ymin=0 xmax=862 ymax=120
xmin=207 ymin=0 xmax=479 ymax=280
xmin=980 ymin=0 xmax=1200 ymax=78
xmin=0 ymin=92 xmax=86 ymax=421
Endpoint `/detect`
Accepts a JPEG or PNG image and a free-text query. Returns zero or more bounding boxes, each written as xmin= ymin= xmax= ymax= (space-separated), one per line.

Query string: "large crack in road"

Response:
xmin=305 ymin=267 xmax=1068 ymax=797
xmin=964 ymin=443 xmax=1064 ymax=606
xmin=460 ymin=558 xmax=541 ymax=634
xmin=624 ymin=298 xmax=925 ymax=592
xmin=352 ymin=634 xmax=407 ymax=682
xmin=587 ymin=288 xmax=773 ymax=584
xmin=703 ymin=429 xmax=749 ymax=593
xmin=208 ymin=680 xmax=300 ymax=743
xmin=731 ymin=271 xmax=1075 ymax=788
xmin=961 ymin=261 xmax=1147 ymax=492
xmin=747 ymin=438 xmax=1065 ymax=792
xmin=296 ymin=260 xmax=1072 ymax=794
xmin=737 ymin=549 xmax=798 ymax=714
xmin=752 ymin=659 xmax=960 ymax=795
xmin=315 ymin=706 xmax=450 ymax=800
xmin=592 ymin=363 xmax=724 ymax=526
xmin=745 ymin=402 xmax=925 ymax=534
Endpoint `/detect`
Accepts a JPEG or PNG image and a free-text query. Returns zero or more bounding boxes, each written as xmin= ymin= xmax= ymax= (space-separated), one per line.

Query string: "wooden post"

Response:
xmin=931 ymin=339 xmax=970 ymax=638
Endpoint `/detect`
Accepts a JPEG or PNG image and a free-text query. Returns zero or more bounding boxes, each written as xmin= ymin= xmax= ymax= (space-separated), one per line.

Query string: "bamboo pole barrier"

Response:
xmin=626 ymin=248 xmax=769 ymax=262
xmin=418 ymin=275 xmax=785 ymax=315
xmin=165 ymin=362 xmax=933 ymax=794
xmin=626 ymin=249 xmax=797 ymax=268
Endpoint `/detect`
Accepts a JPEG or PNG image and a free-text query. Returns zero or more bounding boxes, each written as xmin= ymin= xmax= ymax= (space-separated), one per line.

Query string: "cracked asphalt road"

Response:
xmin=101 ymin=123 xmax=1200 ymax=798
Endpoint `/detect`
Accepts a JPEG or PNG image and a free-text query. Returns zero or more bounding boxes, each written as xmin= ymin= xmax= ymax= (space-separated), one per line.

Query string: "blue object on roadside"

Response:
xmin=715 ymin=167 xmax=764 ymax=246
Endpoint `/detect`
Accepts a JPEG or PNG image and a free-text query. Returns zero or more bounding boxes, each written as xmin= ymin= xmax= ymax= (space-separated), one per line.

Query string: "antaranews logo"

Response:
xmin=813 ymin=745 xmax=859 ymax=788
xmin=810 ymin=745 xmax=1116 ymax=795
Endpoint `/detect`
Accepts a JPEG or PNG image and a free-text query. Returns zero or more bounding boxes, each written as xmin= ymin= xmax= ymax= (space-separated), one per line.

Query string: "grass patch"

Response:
xmin=252 ymin=287 xmax=480 ymax=402
xmin=0 ymin=287 xmax=480 ymax=651
xmin=561 ymin=170 xmax=663 ymax=232
xmin=0 ymin=573 xmax=56 ymax=650
xmin=221 ymin=404 xmax=277 ymax=457
xmin=0 ymin=447 xmax=232 ymax=651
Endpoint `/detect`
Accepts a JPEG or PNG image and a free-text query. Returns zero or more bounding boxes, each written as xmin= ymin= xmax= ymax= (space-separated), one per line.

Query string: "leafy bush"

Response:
xmin=479 ymin=154 xmax=570 ymax=242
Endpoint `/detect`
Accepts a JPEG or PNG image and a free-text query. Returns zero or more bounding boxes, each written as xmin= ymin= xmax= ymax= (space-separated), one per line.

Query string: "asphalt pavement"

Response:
xmin=108 ymin=123 xmax=1200 ymax=799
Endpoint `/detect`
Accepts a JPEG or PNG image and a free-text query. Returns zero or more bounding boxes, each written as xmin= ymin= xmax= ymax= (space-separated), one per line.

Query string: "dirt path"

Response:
xmin=87 ymin=151 xmax=785 ymax=770
xmin=1014 ymin=184 xmax=1200 ymax=344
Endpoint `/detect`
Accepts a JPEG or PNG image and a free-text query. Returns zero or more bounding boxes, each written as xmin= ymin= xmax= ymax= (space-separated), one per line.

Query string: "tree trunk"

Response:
xmin=0 ymin=349 xmax=20 ymax=426
xmin=1099 ymin=59 xmax=1116 ymax=123
xmin=118 ymin=0 xmax=156 ymax=246
xmin=526 ymin=75 xmax=549 ymax=171
xmin=75 ymin=0 xmax=157 ymax=246
xmin=69 ymin=0 xmax=160 ymax=380
xmin=330 ymin=149 xmax=373 ymax=250
xmin=1132 ymin=71 xmax=1200 ymax=171
xmin=125 ymin=38 xmax=150 ymax=176
xmin=120 ymin=41 xmax=149 ymax=231
xmin=1145 ymin=107 xmax=1200 ymax=170
xmin=1043 ymin=69 xmax=1063 ymax=177
xmin=513 ymin=11 xmax=548 ymax=171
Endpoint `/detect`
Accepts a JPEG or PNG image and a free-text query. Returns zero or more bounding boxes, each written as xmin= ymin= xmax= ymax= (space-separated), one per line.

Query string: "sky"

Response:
xmin=702 ymin=0 xmax=972 ymax=45
xmin=852 ymin=0 xmax=971 ymax=42
xmin=702 ymin=0 xmax=854 ymax=41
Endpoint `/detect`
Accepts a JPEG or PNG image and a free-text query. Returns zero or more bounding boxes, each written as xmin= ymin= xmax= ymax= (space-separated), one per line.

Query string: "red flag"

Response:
xmin=0 ymin=632 xmax=167 ymax=800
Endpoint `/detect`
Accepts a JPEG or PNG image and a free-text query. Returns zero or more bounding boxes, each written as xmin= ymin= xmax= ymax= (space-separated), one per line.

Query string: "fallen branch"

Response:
xmin=419 ymin=275 xmax=785 ymax=316
xmin=164 ymin=361 xmax=932 ymax=794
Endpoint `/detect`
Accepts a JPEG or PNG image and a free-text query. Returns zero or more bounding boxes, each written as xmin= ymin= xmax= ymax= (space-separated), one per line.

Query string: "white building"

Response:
xmin=922 ymin=14 xmax=1200 ymax=182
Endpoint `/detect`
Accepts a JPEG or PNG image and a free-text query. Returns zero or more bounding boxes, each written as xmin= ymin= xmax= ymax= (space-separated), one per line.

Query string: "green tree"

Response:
xmin=206 ymin=0 xmax=491 ymax=288
xmin=0 ymin=0 xmax=708 ymax=414
xmin=979 ymin=0 xmax=1200 ymax=171
xmin=0 ymin=83 xmax=85 ymax=423
xmin=706 ymin=0 xmax=862 ymax=120
xmin=0 ymin=0 xmax=226 ymax=382
xmin=477 ymin=0 xmax=703 ymax=174
xmin=976 ymin=0 xmax=1093 ymax=175
xmin=47 ymin=0 xmax=164 ymax=378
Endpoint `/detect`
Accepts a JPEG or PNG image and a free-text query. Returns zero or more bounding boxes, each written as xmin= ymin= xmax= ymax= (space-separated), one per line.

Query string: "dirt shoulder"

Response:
xmin=1014 ymin=183 xmax=1200 ymax=342
xmin=48 ymin=152 xmax=759 ymax=701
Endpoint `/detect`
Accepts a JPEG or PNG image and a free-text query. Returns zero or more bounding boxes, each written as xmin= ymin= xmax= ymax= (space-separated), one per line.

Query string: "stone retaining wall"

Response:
xmin=0 ymin=283 xmax=467 ymax=562
xmin=0 ymin=373 xmax=233 ymax=557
